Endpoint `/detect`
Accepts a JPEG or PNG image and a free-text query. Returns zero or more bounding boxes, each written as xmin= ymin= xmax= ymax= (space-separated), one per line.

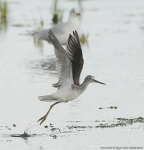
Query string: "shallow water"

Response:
xmin=0 ymin=0 xmax=144 ymax=149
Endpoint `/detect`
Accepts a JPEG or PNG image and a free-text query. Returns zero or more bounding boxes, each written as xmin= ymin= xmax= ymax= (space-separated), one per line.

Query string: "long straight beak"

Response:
xmin=94 ymin=80 xmax=106 ymax=85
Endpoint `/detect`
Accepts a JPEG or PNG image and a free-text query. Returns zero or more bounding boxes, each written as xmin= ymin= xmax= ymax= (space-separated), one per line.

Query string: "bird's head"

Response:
xmin=70 ymin=8 xmax=80 ymax=17
xmin=85 ymin=75 xmax=106 ymax=85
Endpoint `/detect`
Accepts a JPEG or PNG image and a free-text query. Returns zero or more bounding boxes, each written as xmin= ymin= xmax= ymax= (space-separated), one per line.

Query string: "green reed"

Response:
xmin=52 ymin=0 xmax=63 ymax=24
xmin=0 ymin=0 xmax=8 ymax=19
xmin=80 ymin=33 xmax=89 ymax=45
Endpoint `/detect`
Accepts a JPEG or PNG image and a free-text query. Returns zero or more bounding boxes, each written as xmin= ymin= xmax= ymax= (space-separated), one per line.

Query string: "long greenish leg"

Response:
xmin=38 ymin=102 xmax=60 ymax=125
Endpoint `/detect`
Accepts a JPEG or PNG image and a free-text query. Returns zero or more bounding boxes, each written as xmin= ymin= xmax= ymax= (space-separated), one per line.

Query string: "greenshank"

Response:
xmin=38 ymin=30 xmax=105 ymax=125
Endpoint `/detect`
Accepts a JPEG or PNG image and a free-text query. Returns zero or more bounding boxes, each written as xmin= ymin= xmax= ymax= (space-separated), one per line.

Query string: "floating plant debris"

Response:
xmin=51 ymin=127 xmax=60 ymax=132
xmin=99 ymin=107 xmax=103 ymax=109
xmin=13 ymin=124 xmax=16 ymax=127
xmin=50 ymin=134 xmax=57 ymax=139
xmin=50 ymin=123 xmax=53 ymax=127
xmin=99 ymin=106 xmax=118 ymax=109
xmin=95 ymin=117 xmax=144 ymax=128
xmin=9 ymin=117 xmax=144 ymax=139
xmin=67 ymin=125 xmax=93 ymax=129
xmin=116 ymin=117 xmax=144 ymax=124
xmin=44 ymin=125 xmax=48 ymax=128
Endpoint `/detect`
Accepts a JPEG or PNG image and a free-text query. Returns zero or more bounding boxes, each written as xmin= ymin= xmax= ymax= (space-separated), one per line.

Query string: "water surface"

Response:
xmin=0 ymin=0 xmax=144 ymax=149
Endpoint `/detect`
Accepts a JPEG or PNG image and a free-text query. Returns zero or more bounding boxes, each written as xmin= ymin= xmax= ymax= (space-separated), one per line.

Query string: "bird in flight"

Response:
xmin=29 ymin=8 xmax=80 ymax=45
xmin=38 ymin=30 xmax=105 ymax=125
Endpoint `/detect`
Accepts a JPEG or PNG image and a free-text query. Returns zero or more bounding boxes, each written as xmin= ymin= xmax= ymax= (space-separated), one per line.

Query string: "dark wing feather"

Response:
xmin=66 ymin=30 xmax=84 ymax=85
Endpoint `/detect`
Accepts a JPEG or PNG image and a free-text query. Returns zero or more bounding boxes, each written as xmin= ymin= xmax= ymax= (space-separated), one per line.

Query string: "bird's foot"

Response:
xmin=37 ymin=115 xmax=47 ymax=125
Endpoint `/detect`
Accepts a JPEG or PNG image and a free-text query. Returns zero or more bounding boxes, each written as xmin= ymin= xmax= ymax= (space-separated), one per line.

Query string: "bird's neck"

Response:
xmin=68 ymin=16 xmax=80 ymax=24
xmin=79 ymin=79 xmax=90 ymax=93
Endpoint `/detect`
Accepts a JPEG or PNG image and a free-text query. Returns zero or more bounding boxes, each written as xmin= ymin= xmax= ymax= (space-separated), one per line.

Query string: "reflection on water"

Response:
xmin=33 ymin=20 xmax=45 ymax=50
xmin=28 ymin=57 xmax=57 ymax=77
xmin=33 ymin=38 xmax=43 ymax=52
xmin=36 ymin=57 xmax=56 ymax=71
xmin=0 ymin=18 xmax=8 ymax=34
xmin=40 ymin=58 xmax=56 ymax=71
xmin=11 ymin=133 xmax=31 ymax=138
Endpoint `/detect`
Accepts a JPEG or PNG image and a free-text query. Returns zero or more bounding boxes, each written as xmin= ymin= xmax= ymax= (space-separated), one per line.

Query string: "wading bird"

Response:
xmin=38 ymin=30 xmax=105 ymax=125
xmin=29 ymin=8 xmax=80 ymax=45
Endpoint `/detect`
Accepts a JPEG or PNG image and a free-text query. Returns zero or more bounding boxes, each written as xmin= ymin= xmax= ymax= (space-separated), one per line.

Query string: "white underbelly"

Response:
xmin=52 ymin=89 xmax=79 ymax=102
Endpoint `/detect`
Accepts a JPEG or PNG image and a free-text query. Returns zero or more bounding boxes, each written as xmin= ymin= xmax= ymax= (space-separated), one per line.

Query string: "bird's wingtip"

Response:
xmin=48 ymin=30 xmax=52 ymax=36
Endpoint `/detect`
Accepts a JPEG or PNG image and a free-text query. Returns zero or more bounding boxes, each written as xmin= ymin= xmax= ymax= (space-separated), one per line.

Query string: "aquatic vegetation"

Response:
xmin=95 ymin=117 xmax=144 ymax=128
xmin=0 ymin=0 xmax=8 ymax=19
xmin=67 ymin=125 xmax=92 ymax=129
xmin=138 ymin=116 xmax=143 ymax=119
xmin=0 ymin=0 xmax=8 ymax=34
xmin=95 ymin=123 xmax=126 ymax=128
xmin=80 ymin=33 xmax=89 ymax=45
xmin=117 ymin=117 xmax=144 ymax=124
xmin=13 ymin=124 xmax=16 ymax=127
xmin=51 ymin=127 xmax=60 ymax=132
xmin=50 ymin=123 xmax=53 ymax=127
xmin=99 ymin=107 xmax=103 ymax=109
xmin=36 ymin=19 xmax=44 ymax=30
xmin=32 ymin=19 xmax=44 ymax=31
xmin=50 ymin=134 xmax=57 ymax=139
xmin=7 ymin=117 xmax=144 ymax=139
xmin=99 ymin=106 xmax=118 ymax=109
xmin=44 ymin=125 xmax=48 ymax=128
xmin=52 ymin=0 xmax=63 ymax=24
xmin=40 ymin=20 xmax=44 ymax=28
xmin=108 ymin=106 xmax=117 ymax=109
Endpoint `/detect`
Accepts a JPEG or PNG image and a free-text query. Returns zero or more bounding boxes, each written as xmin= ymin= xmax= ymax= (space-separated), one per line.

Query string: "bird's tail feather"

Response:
xmin=38 ymin=95 xmax=56 ymax=102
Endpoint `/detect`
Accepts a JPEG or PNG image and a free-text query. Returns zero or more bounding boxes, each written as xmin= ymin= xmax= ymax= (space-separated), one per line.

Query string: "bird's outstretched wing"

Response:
xmin=66 ymin=30 xmax=84 ymax=85
xmin=48 ymin=30 xmax=73 ymax=89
